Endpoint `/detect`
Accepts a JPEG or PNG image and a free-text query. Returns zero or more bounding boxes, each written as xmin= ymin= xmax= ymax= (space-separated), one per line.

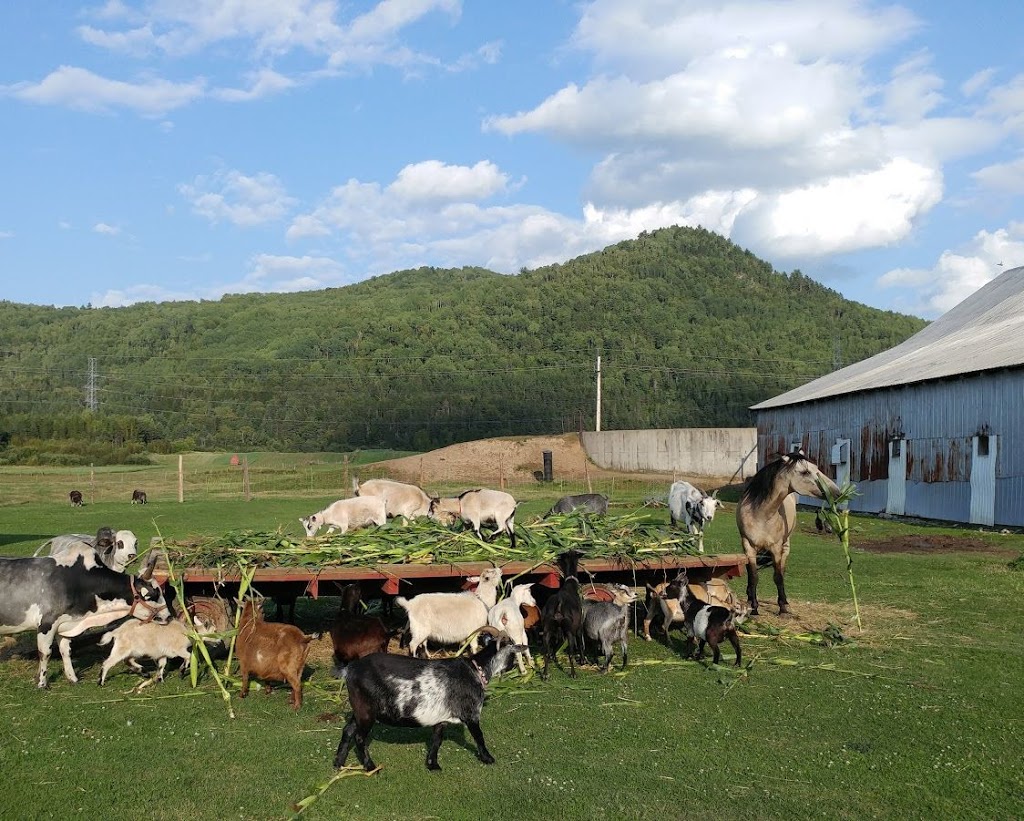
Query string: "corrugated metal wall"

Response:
xmin=754 ymin=369 xmax=1024 ymax=526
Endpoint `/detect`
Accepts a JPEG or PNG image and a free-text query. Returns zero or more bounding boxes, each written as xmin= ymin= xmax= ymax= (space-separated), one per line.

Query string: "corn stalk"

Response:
xmin=158 ymin=512 xmax=700 ymax=573
xmin=815 ymin=478 xmax=862 ymax=631
xmin=162 ymin=551 xmax=241 ymax=719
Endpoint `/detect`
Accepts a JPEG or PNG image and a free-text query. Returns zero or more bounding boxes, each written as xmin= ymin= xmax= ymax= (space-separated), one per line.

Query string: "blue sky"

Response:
xmin=1 ymin=0 xmax=1022 ymax=319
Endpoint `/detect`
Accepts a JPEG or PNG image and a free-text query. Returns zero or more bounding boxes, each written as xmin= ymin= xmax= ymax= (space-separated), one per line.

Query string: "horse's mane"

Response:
xmin=742 ymin=451 xmax=807 ymax=509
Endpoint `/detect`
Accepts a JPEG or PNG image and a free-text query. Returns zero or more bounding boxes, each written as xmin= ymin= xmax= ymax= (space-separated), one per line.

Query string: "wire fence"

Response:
xmin=0 ymin=460 xmax=679 ymax=508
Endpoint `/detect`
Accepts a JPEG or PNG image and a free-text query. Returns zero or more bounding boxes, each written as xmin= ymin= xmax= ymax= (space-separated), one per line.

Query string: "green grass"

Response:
xmin=1 ymin=491 xmax=1023 ymax=820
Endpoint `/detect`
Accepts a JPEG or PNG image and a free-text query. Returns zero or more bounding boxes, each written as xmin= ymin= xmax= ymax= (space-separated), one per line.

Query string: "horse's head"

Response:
xmin=781 ymin=452 xmax=840 ymax=500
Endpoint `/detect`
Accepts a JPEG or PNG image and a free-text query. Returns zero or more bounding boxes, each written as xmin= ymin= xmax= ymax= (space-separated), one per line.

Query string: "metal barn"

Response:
xmin=751 ymin=265 xmax=1024 ymax=527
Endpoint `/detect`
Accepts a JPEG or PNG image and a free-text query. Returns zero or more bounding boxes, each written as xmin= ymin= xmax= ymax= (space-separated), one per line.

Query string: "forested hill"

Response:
xmin=0 ymin=226 xmax=925 ymax=462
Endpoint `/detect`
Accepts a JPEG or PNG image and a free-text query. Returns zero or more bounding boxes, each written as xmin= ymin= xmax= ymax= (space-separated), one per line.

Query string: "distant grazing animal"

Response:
xmin=353 ymin=478 xmax=432 ymax=520
xmin=668 ymin=481 xmax=721 ymax=553
xmin=34 ymin=527 xmax=138 ymax=574
xmin=131 ymin=489 xmax=147 ymax=505
xmin=235 ymin=599 xmax=315 ymax=710
xmin=738 ymin=451 xmax=841 ymax=615
xmin=429 ymin=489 xmax=518 ymax=549
xmin=333 ymin=629 xmax=524 ymax=772
xmin=69 ymin=490 xmax=83 ymax=507
xmin=547 ymin=493 xmax=609 ymax=517
xmin=0 ymin=550 xmax=170 ymax=688
xmin=300 ymin=496 xmax=387 ymax=538
xmin=541 ymin=550 xmax=585 ymax=679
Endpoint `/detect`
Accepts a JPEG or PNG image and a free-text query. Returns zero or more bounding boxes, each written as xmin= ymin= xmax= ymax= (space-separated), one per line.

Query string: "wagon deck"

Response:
xmin=154 ymin=552 xmax=748 ymax=599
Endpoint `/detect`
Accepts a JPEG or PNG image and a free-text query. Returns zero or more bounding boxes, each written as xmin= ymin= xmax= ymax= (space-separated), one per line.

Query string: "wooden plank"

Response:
xmin=154 ymin=553 xmax=747 ymax=595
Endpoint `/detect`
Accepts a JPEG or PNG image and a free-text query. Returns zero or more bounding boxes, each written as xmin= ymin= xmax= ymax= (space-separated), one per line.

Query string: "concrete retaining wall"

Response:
xmin=581 ymin=428 xmax=757 ymax=480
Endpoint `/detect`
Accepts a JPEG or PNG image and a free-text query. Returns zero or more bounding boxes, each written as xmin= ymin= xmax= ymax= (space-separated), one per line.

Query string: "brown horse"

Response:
xmin=737 ymin=451 xmax=840 ymax=615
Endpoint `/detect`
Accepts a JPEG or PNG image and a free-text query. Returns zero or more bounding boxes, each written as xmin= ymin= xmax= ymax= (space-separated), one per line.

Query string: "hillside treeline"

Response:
xmin=0 ymin=226 xmax=925 ymax=463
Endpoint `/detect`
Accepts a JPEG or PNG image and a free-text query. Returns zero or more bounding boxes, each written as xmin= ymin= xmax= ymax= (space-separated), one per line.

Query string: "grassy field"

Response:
xmin=1 ymin=487 xmax=1023 ymax=820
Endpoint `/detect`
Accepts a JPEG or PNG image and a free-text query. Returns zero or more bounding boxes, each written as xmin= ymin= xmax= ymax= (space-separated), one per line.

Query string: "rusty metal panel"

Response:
xmin=754 ymin=368 xmax=1024 ymax=525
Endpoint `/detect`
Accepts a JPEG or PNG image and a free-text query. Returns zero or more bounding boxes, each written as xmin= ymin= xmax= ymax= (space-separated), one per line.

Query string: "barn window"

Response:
xmin=891 ymin=439 xmax=902 ymax=458
xmin=977 ymin=435 xmax=990 ymax=457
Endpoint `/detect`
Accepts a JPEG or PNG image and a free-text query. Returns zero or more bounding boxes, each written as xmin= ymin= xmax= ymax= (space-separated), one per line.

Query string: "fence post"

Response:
xmin=90 ymin=464 xmax=95 ymax=502
xmin=178 ymin=455 xmax=184 ymax=503
xmin=243 ymin=455 xmax=251 ymax=502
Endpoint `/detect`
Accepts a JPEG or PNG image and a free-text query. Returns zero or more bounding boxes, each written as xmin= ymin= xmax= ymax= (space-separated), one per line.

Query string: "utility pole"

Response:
xmin=595 ymin=355 xmax=602 ymax=432
xmin=85 ymin=357 xmax=98 ymax=411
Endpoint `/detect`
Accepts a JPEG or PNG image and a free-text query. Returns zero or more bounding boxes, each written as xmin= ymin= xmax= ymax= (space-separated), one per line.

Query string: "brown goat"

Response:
xmin=520 ymin=603 xmax=540 ymax=630
xmin=235 ymin=599 xmax=314 ymax=710
xmin=330 ymin=584 xmax=390 ymax=669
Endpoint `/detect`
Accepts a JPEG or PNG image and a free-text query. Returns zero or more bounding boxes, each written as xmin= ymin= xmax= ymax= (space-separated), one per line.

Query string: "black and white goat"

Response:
xmin=333 ymin=629 xmax=524 ymax=772
xmin=582 ymin=583 xmax=638 ymax=671
xmin=540 ymin=550 xmax=585 ymax=679
xmin=674 ymin=571 xmax=749 ymax=666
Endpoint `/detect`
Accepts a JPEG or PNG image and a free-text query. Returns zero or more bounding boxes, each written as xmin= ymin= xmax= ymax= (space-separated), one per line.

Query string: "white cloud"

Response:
xmin=961 ymin=68 xmax=997 ymax=98
xmin=92 ymin=253 xmax=349 ymax=307
xmin=5 ymin=65 xmax=204 ymax=116
xmin=93 ymin=222 xmax=121 ymax=235
xmin=972 ymin=156 xmax=1024 ymax=194
xmin=0 ymin=230 xmax=13 ymax=239
xmin=481 ymin=0 xmax=1007 ymax=264
xmin=388 ymin=160 xmax=510 ymax=204
xmin=78 ymin=0 xmax=462 ymax=67
xmin=287 ymin=160 xmax=763 ymax=274
xmin=180 ymin=170 xmax=297 ymax=226
xmin=878 ymin=224 xmax=1024 ymax=316
xmin=571 ymin=0 xmax=920 ymax=75
xmin=213 ymin=68 xmax=296 ymax=102
xmin=732 ymin=158 xmax=944 ymax=258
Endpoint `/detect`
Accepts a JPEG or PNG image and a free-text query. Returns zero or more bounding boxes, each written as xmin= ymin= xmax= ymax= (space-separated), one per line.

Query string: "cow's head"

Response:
xmin=100 ymin=529 xmax=138 ymax=573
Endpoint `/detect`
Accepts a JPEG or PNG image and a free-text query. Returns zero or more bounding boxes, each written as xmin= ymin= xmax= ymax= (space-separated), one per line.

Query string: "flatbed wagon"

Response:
xmin=154 ymin=551 xmax=748 ymax=602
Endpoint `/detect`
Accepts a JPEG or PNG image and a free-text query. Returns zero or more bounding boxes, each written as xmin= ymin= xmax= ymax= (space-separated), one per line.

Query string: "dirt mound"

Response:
xmin=366 ymin=433 xmax=667 ymax=486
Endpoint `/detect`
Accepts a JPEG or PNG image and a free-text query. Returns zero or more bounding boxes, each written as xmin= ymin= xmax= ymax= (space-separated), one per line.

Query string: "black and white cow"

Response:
xmin=0 ymin=551 xmax=171 ymax=688
xmin=668 ymin=481 xmax=722 ymax=554
xmin=33 ymin=527 xmax=138 ymax=574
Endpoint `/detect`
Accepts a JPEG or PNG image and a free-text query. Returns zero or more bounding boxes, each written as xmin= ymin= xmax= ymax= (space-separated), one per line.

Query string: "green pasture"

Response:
xmin=1 ymin=490 xmax=1022 ymax=820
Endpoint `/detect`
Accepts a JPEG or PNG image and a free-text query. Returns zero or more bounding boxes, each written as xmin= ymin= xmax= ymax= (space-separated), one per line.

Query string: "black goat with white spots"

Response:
xmin=333 ymin=631 xmax=524 ymax=772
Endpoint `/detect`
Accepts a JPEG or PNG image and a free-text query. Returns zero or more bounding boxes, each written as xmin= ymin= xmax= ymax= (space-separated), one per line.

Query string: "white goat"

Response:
xmin=300 ymin=496 xmax=386 ymax=537
xmin=97 ymin=615 xmax=209 ymax=685
xmin=430 ymin=489 xmax=518 ymax=548
xmin=354 ymin=478 xmax=432 ymax=520
xmin=487 ymin=582 xmax=537 ymax=673
xmin=396 ymin=568 xmax=503 ymax=658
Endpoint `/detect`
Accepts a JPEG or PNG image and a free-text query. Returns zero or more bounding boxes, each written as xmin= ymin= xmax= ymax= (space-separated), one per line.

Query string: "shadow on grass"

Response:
xmin=0 ymin=534 xmax=52 ymax=549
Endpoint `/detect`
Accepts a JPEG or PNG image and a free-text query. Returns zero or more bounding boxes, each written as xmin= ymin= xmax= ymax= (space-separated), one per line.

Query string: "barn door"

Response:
xmin=969 ymin=434 xmax=997 ymax=526
xmin=886 ymin=439 xmax=907 ymax=515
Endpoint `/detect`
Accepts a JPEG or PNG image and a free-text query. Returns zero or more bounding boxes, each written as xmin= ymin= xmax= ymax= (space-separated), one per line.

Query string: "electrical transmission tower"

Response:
xmin=85 ymin=357 xmax=98 ymax=411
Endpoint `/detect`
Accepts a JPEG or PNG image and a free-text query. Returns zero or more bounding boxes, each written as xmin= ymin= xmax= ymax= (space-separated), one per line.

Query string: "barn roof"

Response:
xmin=752 ymin=264 xmax=1024 ymax=410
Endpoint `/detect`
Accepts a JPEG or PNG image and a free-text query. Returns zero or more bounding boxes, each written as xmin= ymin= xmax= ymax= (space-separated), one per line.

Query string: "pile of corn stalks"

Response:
xmin=158 ymin=511 xmax=699 ymax=571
